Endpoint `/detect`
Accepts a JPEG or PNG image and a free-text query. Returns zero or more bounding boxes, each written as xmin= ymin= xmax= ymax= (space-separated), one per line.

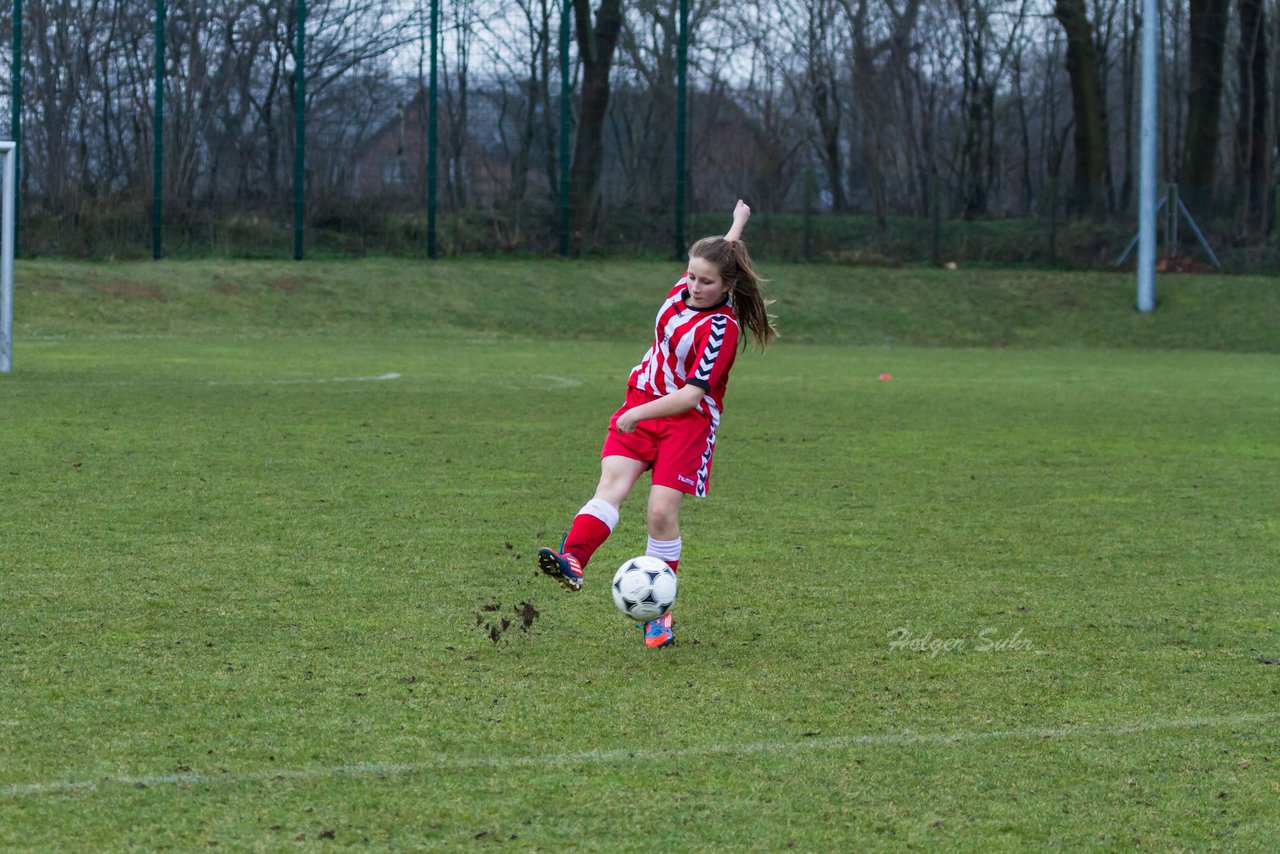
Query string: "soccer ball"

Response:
xmin=610 ymin=556 xmax=678 ymax=622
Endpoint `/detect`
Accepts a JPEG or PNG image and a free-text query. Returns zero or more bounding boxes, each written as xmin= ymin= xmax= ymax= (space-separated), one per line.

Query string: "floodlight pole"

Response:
xmin=1 ymin=143 xmax=15 ymax=373
xmin=1136 ymin=0 xmax=1158 ymax=312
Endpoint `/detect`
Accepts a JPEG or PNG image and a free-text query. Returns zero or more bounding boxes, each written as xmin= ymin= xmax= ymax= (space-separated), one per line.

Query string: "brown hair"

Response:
xmin=688 ymin=236 xmax=778 ymax=352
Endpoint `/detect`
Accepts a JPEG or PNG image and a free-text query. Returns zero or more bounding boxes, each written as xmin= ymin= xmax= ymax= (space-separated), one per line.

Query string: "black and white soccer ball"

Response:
xmin=610 ymin=556 xmax=678 ymax=622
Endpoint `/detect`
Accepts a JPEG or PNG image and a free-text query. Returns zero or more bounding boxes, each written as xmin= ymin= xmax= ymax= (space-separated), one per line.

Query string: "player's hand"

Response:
xmin=726 ymin=199 xmax=751 ymax=242
xmin=615 ymin=410 xmax=640 ymax=434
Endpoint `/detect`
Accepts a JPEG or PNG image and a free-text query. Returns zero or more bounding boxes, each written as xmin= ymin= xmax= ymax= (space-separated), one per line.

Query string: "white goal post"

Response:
xmin=1 ymin=141 xmax=15 ymax=372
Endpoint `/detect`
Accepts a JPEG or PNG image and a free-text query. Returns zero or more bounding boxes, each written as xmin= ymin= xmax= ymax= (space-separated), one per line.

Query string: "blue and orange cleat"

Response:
xmin=537 ymin=545 xmax=583 ymax=592
xmin=642 ymin=612 xmax=675 ymax=648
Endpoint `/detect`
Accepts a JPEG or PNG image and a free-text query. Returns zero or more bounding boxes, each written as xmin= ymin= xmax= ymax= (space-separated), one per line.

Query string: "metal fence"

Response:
xmin=2 ymin=0 xmax=1276 ymax=270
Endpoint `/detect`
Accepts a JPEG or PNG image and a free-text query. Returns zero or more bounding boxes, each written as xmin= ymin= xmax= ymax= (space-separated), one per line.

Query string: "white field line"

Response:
xmin=3 ymin=711 xmax=1274 ymax=800
xmin=12 ymin=373 xmax=405 ymax=388
xmin=209 ymin=373 xmax=402 ymax=386
xmin=535 ymin=374 xmax=582 ymax=388
xmin=30 ymin=373 xmax=581 ymax=388
xmin=269 ymin=372 xmax=401 ymax=385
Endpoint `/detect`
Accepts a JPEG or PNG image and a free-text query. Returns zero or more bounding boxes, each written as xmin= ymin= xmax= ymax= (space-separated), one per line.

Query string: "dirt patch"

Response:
xmin=26 ymin=277 xmax=63 ymax=293
xmin=267 ymin=275 xmax=305 ymax=294
xmin=515 ymin=601 xmax=539 ymax=630
xmin=476 ymin=600 xmax=541 ymax=644
xmin=89 ymin=281 xmax=168 ymax=302
xmin=1155 ymin=255 xmax=1215 ymax=274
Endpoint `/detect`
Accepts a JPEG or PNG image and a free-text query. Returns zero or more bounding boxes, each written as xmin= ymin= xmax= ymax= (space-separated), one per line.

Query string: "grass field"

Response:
xmin=2 ymin=260 xmax=1279 ymax=849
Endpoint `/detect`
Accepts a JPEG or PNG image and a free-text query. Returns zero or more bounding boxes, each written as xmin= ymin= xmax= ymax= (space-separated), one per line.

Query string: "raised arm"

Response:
xmin=725 ymin=199 xmax=751 ymax=242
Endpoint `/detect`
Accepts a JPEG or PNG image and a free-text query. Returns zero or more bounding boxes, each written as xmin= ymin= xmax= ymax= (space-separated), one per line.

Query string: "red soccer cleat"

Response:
xmin=537 ymin=546 xmax=584 ymax=592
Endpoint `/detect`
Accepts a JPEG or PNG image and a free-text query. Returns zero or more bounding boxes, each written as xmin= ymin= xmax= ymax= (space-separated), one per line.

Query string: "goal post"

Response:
xmin=1 ymin=141 xmax=14 ymax=372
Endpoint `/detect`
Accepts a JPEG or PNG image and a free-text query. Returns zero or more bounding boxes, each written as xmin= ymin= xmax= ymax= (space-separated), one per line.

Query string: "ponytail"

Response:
xmin=688 ymin=236 xmax=778 ymax=352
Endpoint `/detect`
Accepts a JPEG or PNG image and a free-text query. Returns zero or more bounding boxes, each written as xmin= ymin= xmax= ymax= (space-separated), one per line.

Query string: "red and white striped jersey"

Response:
xmin=627 ymin=277 xmax=741 ymax=424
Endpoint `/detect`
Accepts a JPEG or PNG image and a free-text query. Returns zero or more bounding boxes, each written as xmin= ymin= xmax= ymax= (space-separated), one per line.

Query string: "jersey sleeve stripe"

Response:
xmin=693 ymin=315 xmax=726 ymax=382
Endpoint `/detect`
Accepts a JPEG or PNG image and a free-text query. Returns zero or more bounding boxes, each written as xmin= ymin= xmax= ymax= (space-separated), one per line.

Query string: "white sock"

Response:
xmin=578 ymin=497 xmax=619 ymax=531
xmin=646 ymin=535 xmax=682 ymax=566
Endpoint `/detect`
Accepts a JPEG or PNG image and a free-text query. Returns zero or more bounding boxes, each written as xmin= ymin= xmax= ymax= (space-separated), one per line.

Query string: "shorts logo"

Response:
xmin=677 ymin=475 xmax=696 ymax=487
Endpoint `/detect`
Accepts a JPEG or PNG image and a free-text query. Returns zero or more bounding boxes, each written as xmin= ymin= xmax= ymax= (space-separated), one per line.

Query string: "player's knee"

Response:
xmin=646 ymin=505 xmax=680 ymax=539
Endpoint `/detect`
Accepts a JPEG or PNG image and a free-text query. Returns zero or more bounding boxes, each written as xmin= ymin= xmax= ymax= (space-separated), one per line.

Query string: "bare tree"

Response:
xmin=1009 ymin=27 xmax=1037 ymax=214
xmin=610 ymin=1 xmax=679 ymax=212
xmin=948 ymin=0 xmax=1030 ymax=217
xmin=1234 ymin=0 xmax=1269 ymax=233
xmin=1180 ymin=0 xmax=1229 ymax=214
xmin=24 ymin=0 xmax=102 ymax=210
xmin=608 ymin=0 xmax=721 ymax=216
xmin=7 ymin=0 xmax=1280 ymax=257
xmin=1115 ymin=0 xmax=1137 ymax=212
xmin=1054 ymin=0 xmax=1108 ymax=216
xmin=568 ymin=0 xmax=625 ymax=251
xmin=721 ymin=2 xmax=808 ymax=214
xmin=477 ymin=0 xmax=559 ymax=229
xmin=841 ymin=0 xmax=922 ymax=226
xmin=907 ymin=2 xmax=960 ymax=218
xmin=793 ymin=0 xmax=850 ymax=211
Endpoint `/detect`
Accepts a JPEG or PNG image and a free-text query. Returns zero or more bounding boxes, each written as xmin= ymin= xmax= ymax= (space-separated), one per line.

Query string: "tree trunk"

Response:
xmin=1117 ymin=0 xmax=1137 ymax=212
xmin=1180 ymin=0 xmax=1229 ymax=215
xmin=444 ymin=6 xmax=472 ymax=211
xmin=960 ymin=37 xmax=988 ymax=218
xmin=812 ymin=76 xmax=848 ymax=212
xmin=1053 ymin=0 xmax=1107 ymax=217
xmin=568 ymin=0 xmax=624 ymax=254
xmin=806 ymin=0 xmax=847 ymax=212
xmin=1235 ymin=0 xmax=1268 ymax=233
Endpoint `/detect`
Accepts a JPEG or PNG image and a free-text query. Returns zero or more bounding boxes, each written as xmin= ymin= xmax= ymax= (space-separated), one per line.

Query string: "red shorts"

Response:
xmin=602 ymin=387 xmax=719 ymax=498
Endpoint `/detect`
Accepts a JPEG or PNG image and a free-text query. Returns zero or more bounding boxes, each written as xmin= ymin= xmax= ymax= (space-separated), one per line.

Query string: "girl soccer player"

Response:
xmin=538 ymin=199 xmax=778 ymax=648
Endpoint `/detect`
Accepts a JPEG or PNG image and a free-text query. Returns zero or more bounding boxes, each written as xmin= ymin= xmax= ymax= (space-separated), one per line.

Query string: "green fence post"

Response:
xmin=803 ymin=168 xmax=813 ymax=263
xmin=930 ymin=166 xmax=941 ymax=266
xmin=293 ymin=0 xmax=306 ymax=260
xmin=558 ymin=0 xmax=571 ymax=257
xmin=152 ymin=0 xmax=165 ymax=259
xmin=10 ymin=0 xmax=21 ymax=256
xmin=673 ymin=0 xmax=687 ymax=259
xmin=1274 ymin=184 xmax=1280 ymax=259
xmin=427 ymin=0 xmax=438 ymax=259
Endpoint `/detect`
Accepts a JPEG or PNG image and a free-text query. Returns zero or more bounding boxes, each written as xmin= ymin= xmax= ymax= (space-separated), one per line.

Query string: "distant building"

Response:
xmin=351 ymin=85 xmax=773 ymax=211
xmin=351 ymin=89 xmax=549 ymax=209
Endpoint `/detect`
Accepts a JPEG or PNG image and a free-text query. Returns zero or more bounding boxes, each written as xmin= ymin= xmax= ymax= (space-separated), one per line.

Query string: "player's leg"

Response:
xmin=645 ymin=484 xmax=684 ymax=571
xmin=641 ymin=406 xmax=713 ymax=648
xmin=596 ymin=454 xmax=649 ymax=507
xmin=641 ymin=485 xmax=684 ymax=648
xmin=644 ymin=408 xmax=708 ymax=575
xmin=566 ymin=454 xmax=647 ymax=566
xmin=538 ymin=455 xmax=646 ymax=591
